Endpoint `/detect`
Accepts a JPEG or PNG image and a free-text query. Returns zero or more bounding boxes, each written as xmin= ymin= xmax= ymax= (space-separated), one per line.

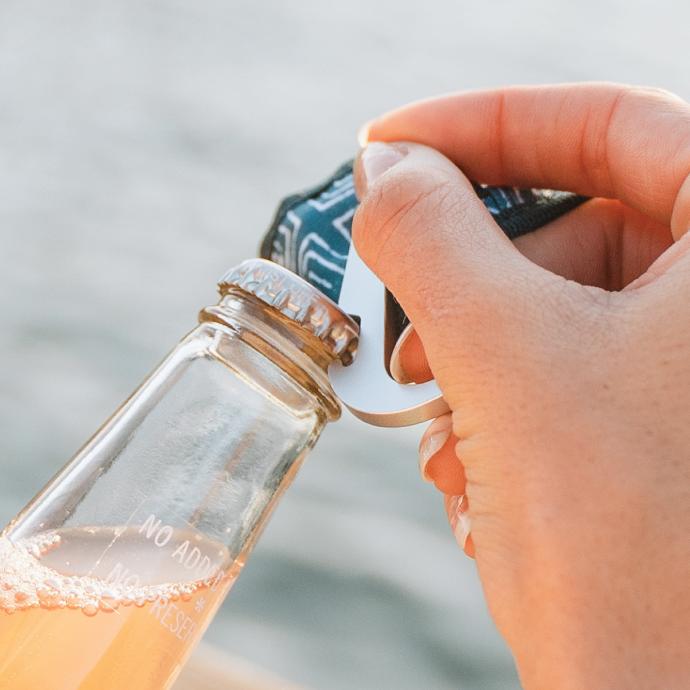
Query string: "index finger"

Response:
xmin=363 ymin=83 xmax=690 ymax=236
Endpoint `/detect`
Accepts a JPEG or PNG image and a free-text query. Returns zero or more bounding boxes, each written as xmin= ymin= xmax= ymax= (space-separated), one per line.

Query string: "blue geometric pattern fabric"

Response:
xmin=260 ymin=160 xmax=587 ymax=303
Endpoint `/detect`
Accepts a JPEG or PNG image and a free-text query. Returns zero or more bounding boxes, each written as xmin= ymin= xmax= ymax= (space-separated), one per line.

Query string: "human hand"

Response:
xmin=352 ymin=83 xmax=690 ymax=690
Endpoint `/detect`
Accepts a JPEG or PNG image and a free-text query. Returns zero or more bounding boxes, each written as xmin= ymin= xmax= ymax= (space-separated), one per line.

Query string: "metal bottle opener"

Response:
xmin=329 ymin=243 xmax=450 ymax=427
xmin=260 ymin=159 xmax=588 ymax=428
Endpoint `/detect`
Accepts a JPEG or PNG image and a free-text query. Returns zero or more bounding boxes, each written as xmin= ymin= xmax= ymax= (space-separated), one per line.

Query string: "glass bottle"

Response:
xmin=0 ymin=259 xmax=359 ymax=690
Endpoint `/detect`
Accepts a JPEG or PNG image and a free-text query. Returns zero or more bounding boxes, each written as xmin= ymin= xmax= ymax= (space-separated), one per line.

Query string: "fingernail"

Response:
xmin=354 ymin=142 xmax=408 ymax=199
xmin=418 ymin=415 xmax=452 ymax=482
xmin=389 ymin=324 xmax=414 ymax=384
xmin=357 ymin=120 xmax=373 ymax=147
xmin=447 ymin=494 xmax=471 ymax=549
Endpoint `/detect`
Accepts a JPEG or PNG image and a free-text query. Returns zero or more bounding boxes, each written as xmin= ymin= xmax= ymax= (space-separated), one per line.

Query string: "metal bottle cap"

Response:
xmin=219 ymin=259 xmax=360 ymax=366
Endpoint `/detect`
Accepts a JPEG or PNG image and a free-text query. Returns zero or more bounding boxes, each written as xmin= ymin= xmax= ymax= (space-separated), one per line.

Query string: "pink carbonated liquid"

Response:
xmin=0 ymin=525 xmax=238 ymax=690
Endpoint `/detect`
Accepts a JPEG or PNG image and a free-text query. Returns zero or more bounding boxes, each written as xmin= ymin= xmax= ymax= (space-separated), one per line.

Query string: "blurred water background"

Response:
xmin=1 ymin=2 xmax=688 ymax=688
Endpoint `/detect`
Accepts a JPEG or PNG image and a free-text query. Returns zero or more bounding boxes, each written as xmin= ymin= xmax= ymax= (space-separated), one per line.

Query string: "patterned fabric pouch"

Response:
xmin=259 ymin=160 xmax=586 ymax=304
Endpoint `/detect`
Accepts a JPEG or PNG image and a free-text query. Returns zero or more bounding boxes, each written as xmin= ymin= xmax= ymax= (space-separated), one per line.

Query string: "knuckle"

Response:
xmin=579 ymin=84 xmax=689 ymax=196
xmin=353 ymin=167 xmax=458 ymax=272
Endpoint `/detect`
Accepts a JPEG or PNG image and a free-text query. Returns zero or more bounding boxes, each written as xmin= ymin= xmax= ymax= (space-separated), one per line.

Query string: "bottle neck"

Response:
xmin=199 ymin=290 xmax=342 ymax=420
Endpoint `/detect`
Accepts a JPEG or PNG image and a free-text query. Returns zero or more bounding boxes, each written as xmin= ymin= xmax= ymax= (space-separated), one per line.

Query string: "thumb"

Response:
xmin=352 ymin=141 xmax=564 ymax=400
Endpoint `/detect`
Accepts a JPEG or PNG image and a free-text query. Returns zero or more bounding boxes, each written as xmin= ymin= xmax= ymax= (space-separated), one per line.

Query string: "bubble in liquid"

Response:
xmin=0 ymin=529 xmax=231 ymax=618
xmin=65 ymin=591 xmax=82 ymax=608
xmin=82 ymin=602 xmax=99 ymax=617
